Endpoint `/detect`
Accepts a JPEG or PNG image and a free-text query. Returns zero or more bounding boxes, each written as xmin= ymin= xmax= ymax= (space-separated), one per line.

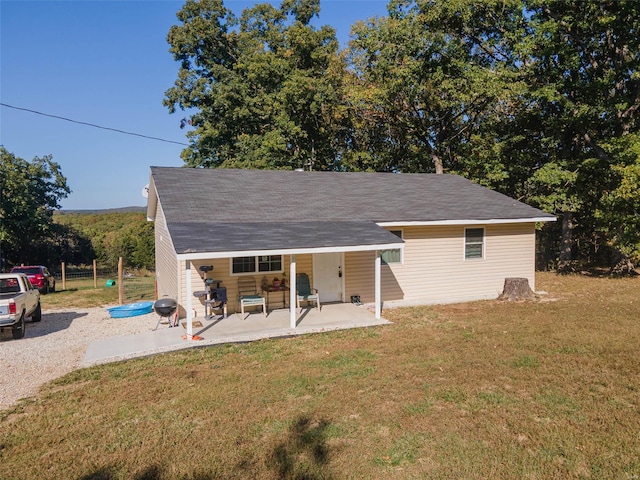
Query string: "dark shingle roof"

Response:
xmin=150 ymin=167 xmax=553 ymax=255
xmin=170 ymin=221 xmax=404 ymax=254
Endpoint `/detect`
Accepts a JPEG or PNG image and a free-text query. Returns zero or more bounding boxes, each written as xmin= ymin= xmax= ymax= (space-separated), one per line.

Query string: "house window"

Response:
xmin=381 ymin=230 xmax=403 ymax=265
xmin=465 ymin=228 xmax=484 ymax=259
xmin=258 ymin=255 xmax=282 ymax=272
xmin=232 ymin=257 xmax=256 ymax=274
xmin=232 ymin=255 xmax=282 ymax=275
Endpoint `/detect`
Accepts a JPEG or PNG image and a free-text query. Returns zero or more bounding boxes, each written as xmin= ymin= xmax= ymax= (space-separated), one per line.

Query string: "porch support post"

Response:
xmin=289 ymin=255 xmax=297 ymax=328
xmin=185 ymin=260 xmax=193 ymax=339
xmin=374 ymin=251 xmax=381 ymax=319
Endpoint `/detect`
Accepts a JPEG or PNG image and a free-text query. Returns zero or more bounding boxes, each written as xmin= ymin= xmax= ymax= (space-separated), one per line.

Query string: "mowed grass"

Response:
xmin=1 ymin=273 xmax=639 ymax=479
xmin=41 ymin=276 xmax=155 ymax=309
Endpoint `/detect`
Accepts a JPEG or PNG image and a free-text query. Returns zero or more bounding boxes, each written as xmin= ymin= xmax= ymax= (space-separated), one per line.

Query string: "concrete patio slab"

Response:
xmin=83 ymin=303 xmax=391 ymax=366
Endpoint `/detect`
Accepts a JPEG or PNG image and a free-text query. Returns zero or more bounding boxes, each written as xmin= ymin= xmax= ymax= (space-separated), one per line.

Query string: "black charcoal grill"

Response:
xmin=153 ymin=297 xmax=178 ymax=330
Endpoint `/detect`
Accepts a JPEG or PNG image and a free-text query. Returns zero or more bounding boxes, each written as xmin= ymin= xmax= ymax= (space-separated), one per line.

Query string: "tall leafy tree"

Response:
xmin=164 ymin=0 xmax=350 ymax=170
xmin=594 ymin=134 xmax=640 ymax=266
xmin=0 ymin=147 xmax=70 ymax=269
xmin=163 ymin=0 xmax=639 ymax=271
xmin=346 ymin=0 xmax=526 ymax=175
xmin=47 ymin=223 xmax=95 ymax=268
xmin=348 ymin=0 xmax=639 ymax=270
xmin=519 ymin=0 xmax=640 ymax=271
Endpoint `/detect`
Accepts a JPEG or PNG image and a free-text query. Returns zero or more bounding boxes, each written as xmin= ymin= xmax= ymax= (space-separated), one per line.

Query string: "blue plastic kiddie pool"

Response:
xmin=107 ymin=301 xmax=154 ymax=319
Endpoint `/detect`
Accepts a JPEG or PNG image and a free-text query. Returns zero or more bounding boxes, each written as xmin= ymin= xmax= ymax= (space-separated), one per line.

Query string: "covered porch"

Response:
xmin=177 ymin=221 xmax=404 ymax=340
xmin=83 ymin=302 xmax=391 ymax=366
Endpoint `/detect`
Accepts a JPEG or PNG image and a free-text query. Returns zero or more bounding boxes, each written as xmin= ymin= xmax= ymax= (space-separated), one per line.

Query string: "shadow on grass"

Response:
xmin=78 ymin=465 xmax=117 ymax=480
xmin=79 ymin=465 xmax=164 ymax=480
xmin=269 ymin=415 xmax=334 ymax=480
xmin=78 ymin=416 xmax=334 ymax=479
xmin=79 ymin=464 xmax=214 ymax=480
xmin=554 ymin=265 xmax=639 ymax=277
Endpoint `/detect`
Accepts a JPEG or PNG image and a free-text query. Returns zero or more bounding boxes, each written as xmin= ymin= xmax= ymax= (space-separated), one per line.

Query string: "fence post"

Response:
xmin=93 ymin=259 xmax=97 ymax=289
xmin=61 ymin=262 xmax=66 ymax=291
xmin=118 ymin=257 xmax=124 ymax=305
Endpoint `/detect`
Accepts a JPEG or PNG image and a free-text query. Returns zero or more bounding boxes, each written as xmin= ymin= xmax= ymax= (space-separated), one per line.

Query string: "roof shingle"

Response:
xmin=150 ymin=167 xmax=553 ymax=255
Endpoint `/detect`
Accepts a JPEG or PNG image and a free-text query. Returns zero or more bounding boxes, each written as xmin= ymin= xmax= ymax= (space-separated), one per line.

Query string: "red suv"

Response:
xmin=9 ymin=266 xmax=56 ymax=294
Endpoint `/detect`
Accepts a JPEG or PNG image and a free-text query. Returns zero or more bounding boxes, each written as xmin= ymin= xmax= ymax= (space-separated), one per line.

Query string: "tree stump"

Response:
xmin=609 ymin=249 xmax=638 ymax=276
xmin=498 ymin=277 xmax=535 ymax=301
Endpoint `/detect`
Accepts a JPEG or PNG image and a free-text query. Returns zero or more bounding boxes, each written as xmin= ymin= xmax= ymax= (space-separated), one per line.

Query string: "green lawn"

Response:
xmin=1 ymin=272 xmax=639 ymax=479
xmin=41 ymin=275 xmax=155 ymax=309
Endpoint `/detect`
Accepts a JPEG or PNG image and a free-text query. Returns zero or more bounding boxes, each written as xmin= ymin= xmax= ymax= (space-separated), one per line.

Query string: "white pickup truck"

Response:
xmin=0 ymin=273 xmax=42 ymax=339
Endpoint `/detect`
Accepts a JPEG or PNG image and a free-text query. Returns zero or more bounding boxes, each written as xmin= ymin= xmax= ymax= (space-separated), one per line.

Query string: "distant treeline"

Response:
xmin=61 ymin=207 xmax=146 ymax=215
xmin=1 ymin=147 xmax=154 ymax=272
xmin=52 ymin=211 xmax=155 ymax=271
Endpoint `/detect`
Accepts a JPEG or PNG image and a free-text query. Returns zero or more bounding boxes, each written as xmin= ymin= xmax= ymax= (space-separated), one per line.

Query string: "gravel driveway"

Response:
xmin=0 ymin=307 xmax=158 ymax=411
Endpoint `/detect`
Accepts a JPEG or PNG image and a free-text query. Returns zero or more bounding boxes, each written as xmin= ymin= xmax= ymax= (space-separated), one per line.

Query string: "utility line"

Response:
xmin=1 ymin=102 xmax=189 ymax=146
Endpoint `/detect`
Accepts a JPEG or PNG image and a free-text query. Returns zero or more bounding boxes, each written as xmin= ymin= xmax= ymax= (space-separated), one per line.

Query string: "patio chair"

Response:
xmin=236 ymin=276 xmax=266 ymax=319
xmin=296 ymin=273 xmax=320 ymax=313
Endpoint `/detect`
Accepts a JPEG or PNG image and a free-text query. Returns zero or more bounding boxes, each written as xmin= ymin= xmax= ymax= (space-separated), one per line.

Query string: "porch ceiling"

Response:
xmin=172 ymin=220 xmax=404 ymax=256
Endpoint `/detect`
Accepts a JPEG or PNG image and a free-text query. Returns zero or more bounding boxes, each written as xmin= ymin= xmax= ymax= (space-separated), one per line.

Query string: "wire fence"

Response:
xmin=122 ymin=274 xmax=156 ymax=303
xmin=54 ymin=260 xmax=155 ymax=304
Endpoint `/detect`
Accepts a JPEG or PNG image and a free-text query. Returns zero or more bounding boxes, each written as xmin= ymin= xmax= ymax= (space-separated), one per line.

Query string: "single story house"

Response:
xmin=147 ymin=167 xmax=555 ymax=338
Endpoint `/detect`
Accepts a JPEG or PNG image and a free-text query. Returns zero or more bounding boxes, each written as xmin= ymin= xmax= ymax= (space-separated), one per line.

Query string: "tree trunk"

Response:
xmin=431 ymin=152 xmax=444 ymax=174
xmin=557 ymin=211 xmax=575 ymax=273
xmin=498 ymin=278 xmax=535 ymax=301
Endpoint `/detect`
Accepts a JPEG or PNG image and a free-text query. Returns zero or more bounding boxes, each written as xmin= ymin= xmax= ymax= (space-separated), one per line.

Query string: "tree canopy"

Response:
xmin=518 ymin=0 xmax=640 ymax=270
xmin=347 ymin=0 xmax=526 ymax=176
xmin=0 ymin=148 xmax=154 ymax=273
xmin=164 ymin=0 xmax=350 ymax=170
xmin=0 ymin=147 xmax=71 ymax=269
xmin=54 ymin=211 xmax=156 ymax=272
xmin=165 ymin=0 xmax=640 ymax=267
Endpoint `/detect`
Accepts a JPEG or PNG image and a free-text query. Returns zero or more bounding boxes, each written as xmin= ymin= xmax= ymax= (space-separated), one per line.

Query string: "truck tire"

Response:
xmin=32 ymin=302 xmax=42 ymax=322
xmin=12 ymin=312 xmax=25 ymax=339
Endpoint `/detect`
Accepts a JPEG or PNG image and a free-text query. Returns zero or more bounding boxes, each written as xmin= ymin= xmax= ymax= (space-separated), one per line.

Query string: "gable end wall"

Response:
xmin=154 ymin=201 xmax=179 ymax=303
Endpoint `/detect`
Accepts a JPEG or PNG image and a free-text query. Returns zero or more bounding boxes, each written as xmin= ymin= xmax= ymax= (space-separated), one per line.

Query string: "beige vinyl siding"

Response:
xmin=178 ymin=254 xmax=314 ymax=316
xmin=346 ymin=223 xmax=536 ymax=305
xmin=293 ymin=255 xmax=314 ymax=288
xmin=154 ymin=203 xmax=179 ymax=303
xmin=345 ymin=251 xmax=403 ymax=303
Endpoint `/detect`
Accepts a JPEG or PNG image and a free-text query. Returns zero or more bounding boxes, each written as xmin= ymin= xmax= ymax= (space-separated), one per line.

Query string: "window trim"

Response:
xmin=381 ymin=229 xmax=404 ymax=266
xmin=230 ymin=255 xmax=284 ymax=276
xmin=464 ymin=227 xmax=485 ymax=260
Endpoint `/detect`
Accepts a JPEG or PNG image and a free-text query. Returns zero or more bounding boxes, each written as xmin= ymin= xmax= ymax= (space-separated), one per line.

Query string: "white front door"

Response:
xmin=312 ymin=252 xmax=344 ymax=303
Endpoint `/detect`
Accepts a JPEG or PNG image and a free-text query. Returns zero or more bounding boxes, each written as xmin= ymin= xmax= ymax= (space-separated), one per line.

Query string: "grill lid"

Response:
xmin=153 ymin=297 xmax=178 ymax=316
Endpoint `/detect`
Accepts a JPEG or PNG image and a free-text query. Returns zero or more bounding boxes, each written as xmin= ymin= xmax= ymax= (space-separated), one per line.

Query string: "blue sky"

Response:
xmin=0 ymin=0 xmax=388 ymax=210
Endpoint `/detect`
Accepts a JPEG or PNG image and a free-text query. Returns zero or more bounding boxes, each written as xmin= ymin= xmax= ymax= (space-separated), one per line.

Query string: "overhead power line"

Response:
xmin=1 ymin=102 xmax=189 ymax=146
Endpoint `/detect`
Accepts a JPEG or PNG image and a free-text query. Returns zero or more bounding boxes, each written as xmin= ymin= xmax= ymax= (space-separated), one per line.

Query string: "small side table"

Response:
xmin=261 ymin=286 xmax=290 ymax=310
